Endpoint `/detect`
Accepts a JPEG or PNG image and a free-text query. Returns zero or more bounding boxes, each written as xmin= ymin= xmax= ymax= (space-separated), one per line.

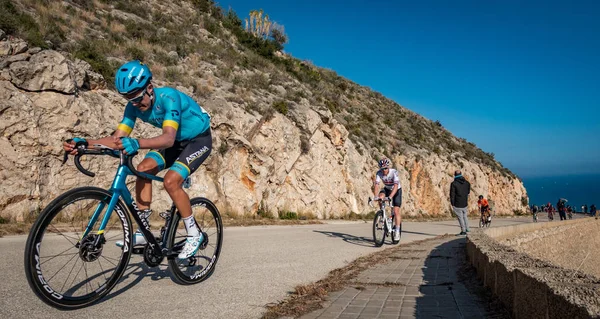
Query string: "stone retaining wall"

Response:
xmin=466 ymin=218 xmax=600 ymax=318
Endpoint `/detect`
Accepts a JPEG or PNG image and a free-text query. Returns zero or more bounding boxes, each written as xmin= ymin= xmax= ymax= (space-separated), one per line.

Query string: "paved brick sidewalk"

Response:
xmin=299 ymin=236 xmax=508 ymax=319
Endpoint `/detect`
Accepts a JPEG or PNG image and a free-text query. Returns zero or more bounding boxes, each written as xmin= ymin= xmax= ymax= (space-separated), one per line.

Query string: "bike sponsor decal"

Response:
xmin=35 ymin=243 xmax=63 ymax=300
xmin=136 ymin=210 xmax=151 ymax=232
xmin=115 ymin=205 xmax=130 ymax=253
xmin=131 ymin=203 xmax=155 ymax=251
xmin=185 ymin=146 xmax=209 ymax=165
xmin=191 ymin=255 xmax=217 ymax=280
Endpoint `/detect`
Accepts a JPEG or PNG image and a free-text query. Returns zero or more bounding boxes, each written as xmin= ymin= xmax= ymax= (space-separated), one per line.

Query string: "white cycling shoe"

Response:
xmin=116 ymin=231 xmax=147 ymax=248
xmin=178 ymin=234 xmax=204 ymax=259
xmin=392 ymin=230 xmax=400 ymax=241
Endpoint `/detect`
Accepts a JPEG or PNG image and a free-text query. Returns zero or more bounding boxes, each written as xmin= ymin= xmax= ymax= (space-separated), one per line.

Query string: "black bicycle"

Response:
xmin=24 ymin=144 xmax=223 ymax=309
xmin=369 ymin=197 xmax=401 ymax=247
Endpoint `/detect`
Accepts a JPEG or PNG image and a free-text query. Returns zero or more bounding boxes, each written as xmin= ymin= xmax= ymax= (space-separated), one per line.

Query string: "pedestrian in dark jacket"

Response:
xmin=450 ymin=170 xmax=471 ymax=235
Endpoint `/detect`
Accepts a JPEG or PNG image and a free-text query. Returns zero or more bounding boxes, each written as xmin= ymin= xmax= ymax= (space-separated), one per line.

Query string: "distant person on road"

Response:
xmin=592 ymin=204 xmax=597 ymax=219
xmin=532 ymin=205 xmax=539 ymax=222
xmin=478 ymin=195 xmax=491 ymax=225
xmin=450 ymin=170 xmax=471 ymax=236
xmin=372 ymin=158 xmax=402 ymax=242
xmin=547 ymin=202 xmax=554 ymax=220
xmin=566 ymin=205 xmax=573 ymax=219
xmin=584 ymin=204 xmax=589 ymax=214
xmin=557 ymin=199 xmax=566 ymax=220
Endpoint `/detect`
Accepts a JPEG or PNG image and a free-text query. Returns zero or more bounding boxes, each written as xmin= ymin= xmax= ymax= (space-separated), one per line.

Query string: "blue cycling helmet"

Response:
xmin=114 ymin=60 xmax=152 ymax=95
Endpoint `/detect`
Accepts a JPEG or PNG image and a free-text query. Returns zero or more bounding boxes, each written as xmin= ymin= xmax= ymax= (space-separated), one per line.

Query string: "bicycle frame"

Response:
xmin=371 ymin=198 xmax=393 ymax=233
xmin=80 ymin=153 xmax=169 ymax=257
xmin=380 ymin=202 xmax=392 ymax=232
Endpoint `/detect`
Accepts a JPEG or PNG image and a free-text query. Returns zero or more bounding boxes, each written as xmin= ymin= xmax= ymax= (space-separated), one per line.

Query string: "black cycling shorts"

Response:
xmin=145 ymin=129 xmax=212 ymax=180
xmin=379 ymin=187 xmax=402 ymax=208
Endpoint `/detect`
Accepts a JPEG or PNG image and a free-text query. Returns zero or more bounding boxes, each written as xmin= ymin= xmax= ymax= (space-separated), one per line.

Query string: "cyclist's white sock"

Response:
xmin=183 ymin=215 xmax=200 ymax=237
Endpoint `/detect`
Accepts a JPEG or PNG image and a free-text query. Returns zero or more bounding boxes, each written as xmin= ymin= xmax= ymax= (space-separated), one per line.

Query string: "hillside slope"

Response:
xmin=0 ymin=0 xmax=528 ymax=221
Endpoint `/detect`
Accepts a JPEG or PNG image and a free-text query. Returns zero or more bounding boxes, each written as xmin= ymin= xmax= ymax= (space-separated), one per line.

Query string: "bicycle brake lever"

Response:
xmin=62 ymin=138 xmax=73 ymax=166
xmin=62 ymin=152 xmax=69 ymax=165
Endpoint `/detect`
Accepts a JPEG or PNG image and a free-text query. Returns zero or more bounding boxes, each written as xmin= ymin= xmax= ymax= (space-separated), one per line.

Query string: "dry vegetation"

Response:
xmin=1 ymin=0 xmax=514 ymax=177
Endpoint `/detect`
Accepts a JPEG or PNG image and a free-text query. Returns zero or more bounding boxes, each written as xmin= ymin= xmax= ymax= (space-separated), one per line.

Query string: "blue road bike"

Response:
xmin=24 ymin=143 xmax=223 ymax=309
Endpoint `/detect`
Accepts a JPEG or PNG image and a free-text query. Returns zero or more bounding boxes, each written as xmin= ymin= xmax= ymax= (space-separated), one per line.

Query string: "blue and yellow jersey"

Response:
xmin=117 ymin=87 xmax=210 ymax=141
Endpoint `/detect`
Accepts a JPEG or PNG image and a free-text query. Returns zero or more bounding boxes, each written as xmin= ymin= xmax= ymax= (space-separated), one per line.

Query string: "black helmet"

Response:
xmin=478 ymin=195 xmax=484 ymax=199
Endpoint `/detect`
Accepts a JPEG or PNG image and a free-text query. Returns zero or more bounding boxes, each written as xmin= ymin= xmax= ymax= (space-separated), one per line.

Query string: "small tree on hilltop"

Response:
xmin=244 ymin=9 xmax=288 ymax=49
xmin=270 ymin=23 xmax=288 ymax=47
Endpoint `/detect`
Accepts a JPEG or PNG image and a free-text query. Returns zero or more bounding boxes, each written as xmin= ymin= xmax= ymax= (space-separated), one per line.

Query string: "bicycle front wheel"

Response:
xmin=372 ymin=211 xmax=386 ymax=247
xmin=167 ymin=197 xmax=223 ymax=285
xmin=24 ymin=187 xmax=133 ymax=309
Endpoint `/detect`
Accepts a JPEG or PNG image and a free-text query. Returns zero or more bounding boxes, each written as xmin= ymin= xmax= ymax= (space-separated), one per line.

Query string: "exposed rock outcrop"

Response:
xmin=0 ymin=32 xmax=528 ymax=222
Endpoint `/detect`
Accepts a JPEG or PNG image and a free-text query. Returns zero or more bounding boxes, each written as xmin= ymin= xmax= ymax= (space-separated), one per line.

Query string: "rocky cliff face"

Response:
xmin=0 ymin=12 xmax=528 ymax=222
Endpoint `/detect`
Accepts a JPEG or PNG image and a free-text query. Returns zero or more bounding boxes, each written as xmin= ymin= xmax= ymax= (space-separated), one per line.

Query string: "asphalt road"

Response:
xmin=0 ymin=216 xmax=540 ymax=318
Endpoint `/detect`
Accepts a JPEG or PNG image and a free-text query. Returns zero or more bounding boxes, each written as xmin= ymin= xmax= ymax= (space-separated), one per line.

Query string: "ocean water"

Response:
xmin=523 ymin=174 xmax=600 ymax=211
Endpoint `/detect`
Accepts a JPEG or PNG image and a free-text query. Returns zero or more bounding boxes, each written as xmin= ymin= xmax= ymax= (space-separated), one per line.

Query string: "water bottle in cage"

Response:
xmin=182 ymin=176 xmax=192 ymax=189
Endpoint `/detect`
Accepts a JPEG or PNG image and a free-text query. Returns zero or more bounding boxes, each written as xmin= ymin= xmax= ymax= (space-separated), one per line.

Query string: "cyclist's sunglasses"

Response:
xmin=125 ymin=87 xmax=148 ymax=104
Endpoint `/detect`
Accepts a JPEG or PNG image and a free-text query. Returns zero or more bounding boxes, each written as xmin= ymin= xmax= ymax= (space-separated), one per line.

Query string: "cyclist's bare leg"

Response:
xmin=164 ymin=171 xmax=192 ymax=218
xmin=393 ymin=206 xmax=401 ymax=227
xmin=136 ymin=158 xmax=160 ymax=210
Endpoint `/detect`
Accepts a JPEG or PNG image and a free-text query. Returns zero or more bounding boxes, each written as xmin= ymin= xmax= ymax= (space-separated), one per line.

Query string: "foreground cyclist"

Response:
xmin=372 ymin=158 xmax=402 ymax=241
xmin=63 ymin=60 xmax=211 ymax=259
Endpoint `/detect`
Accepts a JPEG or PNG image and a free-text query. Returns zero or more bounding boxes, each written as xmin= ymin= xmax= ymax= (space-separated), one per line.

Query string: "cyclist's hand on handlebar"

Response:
xmin=63 ymin=138 xmax=88 ymax=155
xmin=117 ymin=137 xmax=140 ymax=155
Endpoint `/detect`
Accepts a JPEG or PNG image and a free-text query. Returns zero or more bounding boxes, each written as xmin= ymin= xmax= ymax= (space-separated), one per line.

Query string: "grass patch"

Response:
xmin=278 ymin=211 xmax=298 ymax=220
xmin=0 ymin=223 xmax=29 ymax=237
xmin=272 ymin=100 xmax=288 ymax=115
xmin=0 ymin=0 xmax=46 ymax=48
xmin=73 ymin=40 xmax=116 ymax=86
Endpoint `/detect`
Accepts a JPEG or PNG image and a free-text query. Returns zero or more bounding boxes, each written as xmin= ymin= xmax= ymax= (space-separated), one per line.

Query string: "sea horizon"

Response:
xmin=522 ymin=173 xmax=600 ymax=210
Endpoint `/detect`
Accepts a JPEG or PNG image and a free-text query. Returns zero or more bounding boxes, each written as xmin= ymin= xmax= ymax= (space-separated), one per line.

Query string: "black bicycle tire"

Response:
xmin=167 ymin=197 xmax=223 ymax=285
xmin=24 ymin=187 xmax=132 ymax=310
xmin=372 ymin=211 xmax=386 ymax=247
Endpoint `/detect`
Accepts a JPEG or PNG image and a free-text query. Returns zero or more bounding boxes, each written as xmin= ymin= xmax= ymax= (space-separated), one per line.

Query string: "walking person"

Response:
xmin=557 ymin=199 xmax=567 ymax=221
xmin=450 ymin=170 xmax=471 ymax=236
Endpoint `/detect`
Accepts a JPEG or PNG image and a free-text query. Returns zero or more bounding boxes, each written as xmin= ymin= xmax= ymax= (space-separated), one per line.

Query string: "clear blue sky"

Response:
xmin=221 ymin=0 xmax=600 ymax=177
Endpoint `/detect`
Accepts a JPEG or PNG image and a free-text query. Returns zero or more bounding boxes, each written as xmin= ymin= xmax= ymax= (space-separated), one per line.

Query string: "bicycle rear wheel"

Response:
xmin=24 ymin=187 xmax=132 ymax=309
xmin=167 ymin=197 xmax=223 ymax=284
xmin=372 ymin=211 xmax=386 ymax=247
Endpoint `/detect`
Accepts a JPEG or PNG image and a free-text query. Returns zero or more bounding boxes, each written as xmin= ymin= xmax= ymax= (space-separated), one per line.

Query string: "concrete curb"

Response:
xmin=466 ymin=218 xmax=600 ymax=318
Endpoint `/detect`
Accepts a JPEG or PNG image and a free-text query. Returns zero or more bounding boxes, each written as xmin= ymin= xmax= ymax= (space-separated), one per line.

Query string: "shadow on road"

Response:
xmin=413 ymin=238 xmax=510 ymax=318
xmin=313 ymin=228 xmax=441 ymax=247
xmin=313 ymin=230 xmax=375 ymax=247
xmin=98 ymin=260 xmax=171 ymax=304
